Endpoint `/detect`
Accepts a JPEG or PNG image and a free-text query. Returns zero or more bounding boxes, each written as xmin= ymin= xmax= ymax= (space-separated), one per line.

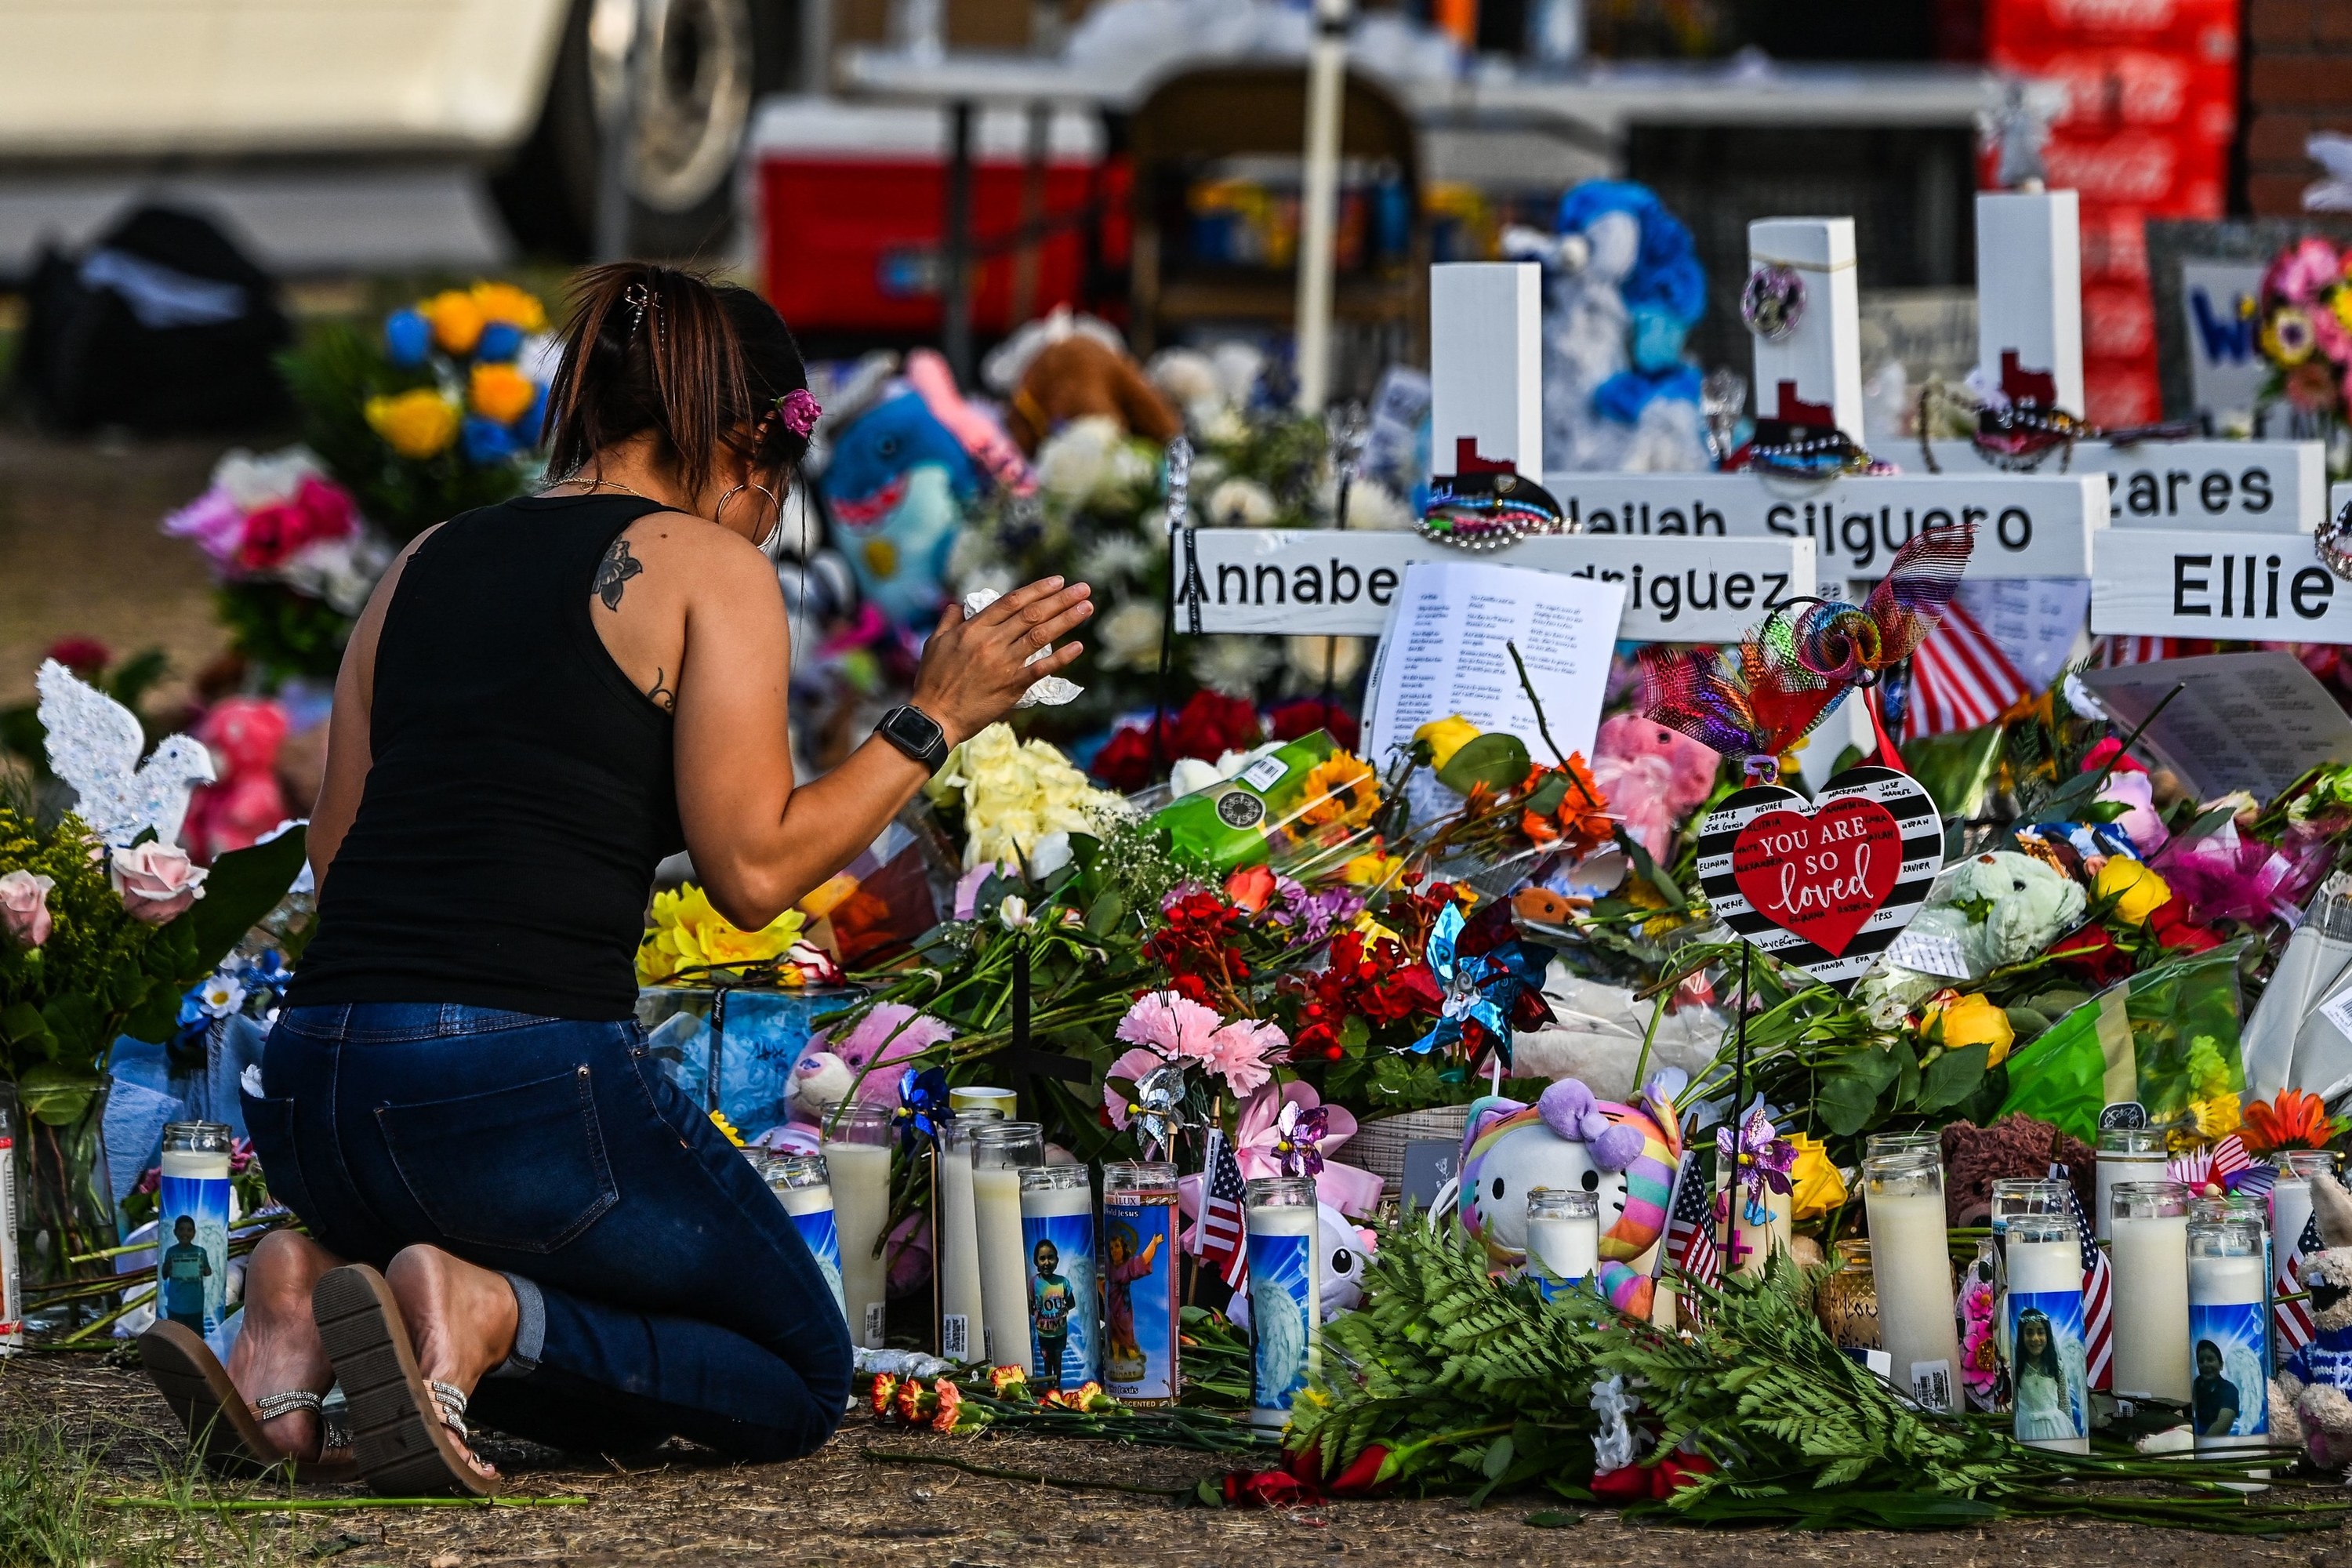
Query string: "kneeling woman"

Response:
xmin=140 ymin=265 xmax=1090 ymax=1493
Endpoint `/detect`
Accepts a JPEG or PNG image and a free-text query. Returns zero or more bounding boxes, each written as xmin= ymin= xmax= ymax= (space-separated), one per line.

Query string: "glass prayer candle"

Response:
xmin=1244 ymin=1175 xmax=1320 ymax=1429
xmin=1864 ymin=1131 xmax=1943 ymax=1160
xmin=2187 ymin=1215 xmax=2270 ymax=1457
xmin=1101 ymin=1160 xmax=1181 ymax=1404
xmin=156 ymin=1121 xmax=234 ymax=1338
xmin=819 ymin=1103 xmax=893 ymax=1349
xmin=2107 ymin=1180 xmax=2191 ymax=1403
xmin=949 ymin=1086 xmax=1018 ymax=1120
xmin=2005 ymin=1214 xmax=2092 ymax=1453
xmin=767 ymin=1152 xmax=844 ymax=1321
xmin=936 ymin=1109 xmax=1003 ymax=1363
xmin=971 ymin=1121 xmax=1044 ymax=1368
xmin=1525 ymin=1189 xmax=1600 ymax=1299
xmin=1019 ymin=1163 xmax=1098 ymax=1392
xmin=2095 ymin=1128 xmax=2169 ymax=1243
xmin=1863 ymin=1152 xmax=1962 ymax=1413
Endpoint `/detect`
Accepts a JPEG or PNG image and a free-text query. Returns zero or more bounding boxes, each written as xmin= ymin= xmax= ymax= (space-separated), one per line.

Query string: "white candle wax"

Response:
xmin=2110 ymin=1212 xmax=2191 ymax=1402
xmin=2187 ymin=1251 xmax=2270 ymax=1456
xmin=938 ymin=1145 xmax=986 ymax=1363
xmin=822 ymin=1138 xmax=891 ymax=1349
xmin=1527 ymin=1213 xmax=1599 ymax=1283
xmin=2006 ymin=1234 xmax=2091 ymax=1452
xmin=972 ymin=1164 xmax=1029 ymax=1367
xmin=1245 ymin=1202 xmax=1321 ymax=1428
xmin=2271 ymin=1177 xmax=2314 ymax=1272
xmin=2094 ymin=1152 xmax=2167 ymax=1243
xmin=1866 ymin=1189 xmax=1962 ymax=1413
xmin=778 ymin=1181 xmax=833 ymax=1219
xmin=159 ymin=1145 xmax=230 ymax=1182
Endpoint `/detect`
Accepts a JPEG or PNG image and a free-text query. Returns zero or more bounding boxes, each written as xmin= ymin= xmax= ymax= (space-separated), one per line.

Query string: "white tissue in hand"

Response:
xmin=959 ymin=588 xmax=1082 ymax=707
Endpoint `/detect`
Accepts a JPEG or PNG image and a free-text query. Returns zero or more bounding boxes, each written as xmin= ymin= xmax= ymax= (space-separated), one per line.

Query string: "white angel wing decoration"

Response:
xmin=959 ymin=589 xmax=1083 ymax=708
xmin=34 ymin=659 xmax=216 ymax=847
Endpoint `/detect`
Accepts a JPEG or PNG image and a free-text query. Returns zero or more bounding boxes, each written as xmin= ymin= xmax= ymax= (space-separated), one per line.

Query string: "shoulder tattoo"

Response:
xmin=595 ymin=535 xmax=644 ymax=610
xmin=647 ymin=667 xmax=675 ymax=712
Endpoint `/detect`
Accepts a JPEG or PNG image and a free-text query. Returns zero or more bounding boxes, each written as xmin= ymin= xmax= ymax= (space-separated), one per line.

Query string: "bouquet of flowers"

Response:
xmin=2255 ymin=234 xmax=2352 ymax=463
xmin=279 ymin=280 xmax=554 ymax=541
xmin=163 ymin=448 xmax=391 ymax=684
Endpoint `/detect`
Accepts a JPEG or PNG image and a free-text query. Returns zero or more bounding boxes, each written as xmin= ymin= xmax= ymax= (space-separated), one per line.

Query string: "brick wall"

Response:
xmin=2246 ymin=0 xmax=2352 ymax=214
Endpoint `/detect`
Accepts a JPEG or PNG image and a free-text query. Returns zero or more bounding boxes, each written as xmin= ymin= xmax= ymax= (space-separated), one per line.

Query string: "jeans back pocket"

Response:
xmin=376 ymin=1065 xmax=619 ymax=1254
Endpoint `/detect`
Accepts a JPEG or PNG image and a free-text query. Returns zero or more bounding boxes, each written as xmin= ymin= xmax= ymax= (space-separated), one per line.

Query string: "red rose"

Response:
xmin=235 ymin=503 xmax=301 ymax=571
xmin=1268 ymin=697 xmax=1359 ymax=752
xmin=45 ymin=636 xmax=111 ymax=675
xmin=1167 ymin=690 xmax=1262 ymax=762
xmin=2150 ymin=897 xmax=2221 ymax=953
xmin=2080 ymin=737 xmax=2146 ymax=775
xmin=2049 ymin=922 xmax=2133 ymax=986
xmin=1089 ymin=723 xmax=1160 ymax=792
xmin=292 ymin=474 xmax=356 ymax=543
xmin=1225 ymin=863 xmax=1277 ymax=914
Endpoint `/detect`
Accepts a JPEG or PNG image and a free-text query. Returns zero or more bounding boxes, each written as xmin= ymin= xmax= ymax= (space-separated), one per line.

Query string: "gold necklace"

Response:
xmin=551 ymin=476 xmax=657 ymax=503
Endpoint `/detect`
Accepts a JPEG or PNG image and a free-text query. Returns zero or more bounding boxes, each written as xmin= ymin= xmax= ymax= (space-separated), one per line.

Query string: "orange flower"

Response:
xmin=896 ymin=1376 xmax=936 ymax=1425
xmin=1299 ymin=751 xmax=1380 ymax=828
xmin=1225 ymin=862 xmax=1278 ymax=913
xmin=931 ymin=1377 xmax=965 ymax=1432
xmin=988 ymin=1364 xmax=1031 ymax=1401
xmin=869 ymin=1374 xmax=898 ymax=1417
xmin=2241 ymin=1088 xmax=2343 ymax=1154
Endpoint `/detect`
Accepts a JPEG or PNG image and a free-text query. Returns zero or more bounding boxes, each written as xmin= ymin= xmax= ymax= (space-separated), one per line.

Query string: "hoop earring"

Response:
xmin=717 ymin=481 xmax=783 ymax=552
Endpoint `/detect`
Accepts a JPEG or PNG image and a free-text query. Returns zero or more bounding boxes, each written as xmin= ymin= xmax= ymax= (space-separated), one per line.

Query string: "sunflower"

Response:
xmin=2264 ymin=307 xmax=2317 ymax=366
xmin=1299 ymin=751 xmax=1381 ymax=828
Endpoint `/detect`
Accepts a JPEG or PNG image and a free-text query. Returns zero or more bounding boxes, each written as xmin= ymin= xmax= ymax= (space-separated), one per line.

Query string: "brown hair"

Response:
xmin=540 ymin=263 xmax=811 ymax=510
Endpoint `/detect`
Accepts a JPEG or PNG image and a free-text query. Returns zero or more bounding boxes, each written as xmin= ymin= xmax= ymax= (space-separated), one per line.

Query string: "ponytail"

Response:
xmin=541 ymin=263 xmax=811 ymax=510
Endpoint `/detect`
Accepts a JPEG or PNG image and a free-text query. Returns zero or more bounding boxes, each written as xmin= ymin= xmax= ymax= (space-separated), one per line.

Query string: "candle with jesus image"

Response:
xmin=1100 ymin=1160 xmax=1181 ymax=1403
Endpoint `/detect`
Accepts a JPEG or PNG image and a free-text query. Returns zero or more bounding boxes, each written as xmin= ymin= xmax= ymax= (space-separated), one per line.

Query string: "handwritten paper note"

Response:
xmin=1363 ymin=561 xmax=1626 ymax=767
xmin=2078 ymin=651 xmax=2352 ymax=802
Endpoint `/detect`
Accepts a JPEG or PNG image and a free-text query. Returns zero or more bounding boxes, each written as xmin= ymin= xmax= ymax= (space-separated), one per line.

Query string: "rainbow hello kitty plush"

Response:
xmin=1457 ymin=1073 xmax=1682 ymax=1316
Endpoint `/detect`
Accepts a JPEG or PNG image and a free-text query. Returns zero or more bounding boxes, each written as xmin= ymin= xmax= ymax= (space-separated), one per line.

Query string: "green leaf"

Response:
xmin=1084 ymin=890 xmax=1127 ymax=937
xmin=1816 ymin=1069 xmax=1885 ymax=1137
xmin=121 ymin=979 xmax=183 ymax=1047
xmin=1481 ymin=1434 xmax=1515 ymax=1480
xmin=180 ymin=826 xmax=310 ymax=980
xmin=1437 ymin=734 xmax=1531 ymax=794
xmin=1915 ymin=1042 xmax=1990 ymax=1116
xmin=1522 ymin=1509 xmax=1581 ymax=1528
xmin=1 ymin=1000 xmax=53 ymax=1052
xmin=39 ymin=992 xmax=103 ymax=1063
xmin=18 ymin=1062 xmax=104 ymax=1126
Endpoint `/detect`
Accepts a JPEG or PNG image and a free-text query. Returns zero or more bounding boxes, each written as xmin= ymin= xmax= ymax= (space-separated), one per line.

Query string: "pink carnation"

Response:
xmin=1116 ymin=990 xmax=1224 ymax=1062
xmin=162 ymin=486 xmax=249 ymax=569
xmin=1202 ymin=1018 xmax=1283 ymax=1097
xmin=1102 ymin=1047 xmax=1167 ymax=1128
xmin=2266 ymin=237 xmax=2343 ymax=307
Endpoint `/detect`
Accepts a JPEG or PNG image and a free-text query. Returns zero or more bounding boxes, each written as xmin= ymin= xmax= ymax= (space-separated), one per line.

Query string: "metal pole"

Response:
xmin=595 ymin=0 xmax=656 ymax=262
xmin=1292 ymin=0 xmax=1352 ymax=412
xmin=942 ymin=100 xmax=976 ymax=388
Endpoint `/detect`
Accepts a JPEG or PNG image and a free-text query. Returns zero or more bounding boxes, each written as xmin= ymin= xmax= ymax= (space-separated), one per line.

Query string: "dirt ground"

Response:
xmin=9 ymin=1350 xmax=2347 ymax=1568
xmin=0 ymin=427 xmax=238 ymax=710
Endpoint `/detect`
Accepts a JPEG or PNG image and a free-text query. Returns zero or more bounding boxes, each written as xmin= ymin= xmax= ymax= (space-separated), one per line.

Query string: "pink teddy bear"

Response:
xmin=786 ymin=1003 xmax=955 ymax=1123
xmin=1591 ymin=712 xmax=1719 ymax=863
xmin=186 ymin=698 xmax=290 ymax=862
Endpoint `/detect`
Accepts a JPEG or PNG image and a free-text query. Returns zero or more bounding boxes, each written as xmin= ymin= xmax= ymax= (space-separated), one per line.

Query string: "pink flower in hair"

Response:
xmin=777 ymin=387 xmax=822 ymax=437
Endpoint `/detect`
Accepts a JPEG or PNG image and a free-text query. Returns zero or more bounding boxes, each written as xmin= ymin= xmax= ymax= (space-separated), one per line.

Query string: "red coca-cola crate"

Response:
xmin=2085 ymin=355 xmax=2162 ymax=424
xmin=751 ymin=97 xmax=1125 ymax=336
xmin=2079 ymin=205 xmax=2152 ymax=282
xmin=2039 ymin=129 xmax=2226 ymax=216
xmin=2084 ymin=281 xmax=2157 ymax=358
xmin=1998 ymin=49 xmax=2237 ymax=140
xmin=1984 ymin=0 xmax=2236 ymax=56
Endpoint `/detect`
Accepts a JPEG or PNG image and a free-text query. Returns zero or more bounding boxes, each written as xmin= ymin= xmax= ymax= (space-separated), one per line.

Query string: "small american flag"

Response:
xmin=1662 ymin=1151 xmax=1719 ymax=1320
xmin=1904 ymin=601 xmax=2029 ymax=739
xmin=2099 ymin=636 xmax=2181 ymax=666
xmin=2278 ymin=1210 xmax=2321 ymax=1355
xmin=2050 ymin=1163 xmax=2113 ymax=1389
xmin=1196 ymin=1127 xmax=1248 ymax=1289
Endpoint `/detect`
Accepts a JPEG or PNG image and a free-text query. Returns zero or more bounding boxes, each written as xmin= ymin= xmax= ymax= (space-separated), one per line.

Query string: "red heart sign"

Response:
xmin=1729 ymin=797 xmax=1904 ymax=958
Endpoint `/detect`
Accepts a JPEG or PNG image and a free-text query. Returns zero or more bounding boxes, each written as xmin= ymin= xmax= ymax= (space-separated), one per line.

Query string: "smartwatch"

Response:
xmin=875 ymin=704 xmax=950 ymax=770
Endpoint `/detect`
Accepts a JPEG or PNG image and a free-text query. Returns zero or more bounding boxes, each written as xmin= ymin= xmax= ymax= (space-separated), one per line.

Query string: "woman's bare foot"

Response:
xmin=383 ymin=1245 xmax=519 ymax=1482
xmin=225 ymin=1229 xmax=343 ymax=1461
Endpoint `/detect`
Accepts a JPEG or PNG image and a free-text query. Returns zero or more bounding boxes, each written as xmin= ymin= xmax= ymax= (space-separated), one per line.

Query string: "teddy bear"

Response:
xmin=1590 ymin=710 xmax=1719 ymax=864
xmin=980 ymin=307 xmax=1181 ymax=454
xmin=2273 ymin=1173 xmax=2352 ymax=1472
xmin=1457 ymin=1076 xmax=1682 ymax=1316
xmin=785 ymin=1003 xmax=953 ymax=1124
xmin=183 ymin=696 xmax=289 ymax=861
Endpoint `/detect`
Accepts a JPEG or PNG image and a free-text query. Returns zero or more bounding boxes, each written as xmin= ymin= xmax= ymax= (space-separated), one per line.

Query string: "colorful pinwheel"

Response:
xmin=1716 ymin=1106 xmax=1796 ymax=1228
xmin=1410 ymin=904 xmax=1548 ymax=1068
xmin=894 ymin=1065 xmax=949 ymax=1153
xmin=1125 ymin=1062 xmax=1190 ymax=1157
xmin=1270 ymin=1098 xmax=1331 ymax=1179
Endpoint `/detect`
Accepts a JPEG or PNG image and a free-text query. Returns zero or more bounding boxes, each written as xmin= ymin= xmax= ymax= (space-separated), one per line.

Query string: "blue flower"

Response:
xmin=894 ymin=1065 xmax=950 ymax=1153
xmin=475 ymin=321 xmax=524 ymax=363
xmin=461 ymin=415 xmax=519 ymax=465
xmin=384 ymin=309 xmax=432 ymax=368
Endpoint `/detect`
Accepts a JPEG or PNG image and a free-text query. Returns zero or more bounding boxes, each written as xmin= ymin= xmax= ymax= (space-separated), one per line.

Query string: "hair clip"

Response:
xmin=623 ymin=280 xmax=657 ymax=339
xmin=775 ymin=387 xmax=822 ymax=438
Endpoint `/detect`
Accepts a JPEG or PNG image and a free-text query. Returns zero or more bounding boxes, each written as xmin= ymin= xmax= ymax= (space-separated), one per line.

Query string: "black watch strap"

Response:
xmin=877 ymin=705 xmax=950 ymax=769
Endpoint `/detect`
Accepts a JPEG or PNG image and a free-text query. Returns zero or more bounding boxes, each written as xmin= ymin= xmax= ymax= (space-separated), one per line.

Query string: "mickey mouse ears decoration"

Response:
xmin=1417 ymin=470 xmax=1576 ymax=550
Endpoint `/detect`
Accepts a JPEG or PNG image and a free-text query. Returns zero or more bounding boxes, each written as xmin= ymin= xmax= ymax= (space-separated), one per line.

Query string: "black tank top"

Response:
xmin=289 ymin=494 xmax=684 ymax=1021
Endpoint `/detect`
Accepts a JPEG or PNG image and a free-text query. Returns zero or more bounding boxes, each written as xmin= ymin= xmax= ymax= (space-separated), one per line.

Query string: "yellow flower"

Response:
xmin=1299 ymin=751 xmax=1380 ymax=828
xmin=1351 ymin=911 xmax=1402 ymax=946
xmin=638 ymin=883 xmax=806 ymax=984
xmin=1785 ymin=1132 xmax=1847 ymax=1222
xmin=2187 ymin=1094 xmax=2241 ymax=1143
xmin=1926 ymin=991 xmax=2015 ymax=1067
xmin=710 ymin=1110 xmax=746 ymax=1148
xmin=1341 ymin=849 xmax=1403 ymax=887
xmin=932 ymin=722 xmax=1125 ymax=869
xmin=420 ymin=289 xmax=485 ymax=355
xmin=470 ymin=280 xmax=546 ymax=333
xmin=2093 ymin=857 xmax=2172 ymax=925
xmin=365 ymin=389 xmax=460 ymax=459
xmin=1413 ymin=715 xmax=1480 ymax=771
xmin=469 ymin=361 xmax=538 ymax=424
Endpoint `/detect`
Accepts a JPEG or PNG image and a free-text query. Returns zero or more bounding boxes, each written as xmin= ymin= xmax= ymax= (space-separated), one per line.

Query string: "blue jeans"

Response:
xmin=244 ymin=1004 xmax=851 ymax=1461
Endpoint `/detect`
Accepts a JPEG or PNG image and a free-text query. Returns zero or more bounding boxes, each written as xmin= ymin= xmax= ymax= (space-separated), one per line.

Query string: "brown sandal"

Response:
xmin=138 ymin=1320 xmax=358 ymax=1483
xmin=311 ymin=1264 xmax=496 ymax=1497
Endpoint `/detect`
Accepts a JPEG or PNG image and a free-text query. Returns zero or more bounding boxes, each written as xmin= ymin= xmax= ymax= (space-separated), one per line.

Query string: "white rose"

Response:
xmin=110 ymin=841 xmax=208 ymax=924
